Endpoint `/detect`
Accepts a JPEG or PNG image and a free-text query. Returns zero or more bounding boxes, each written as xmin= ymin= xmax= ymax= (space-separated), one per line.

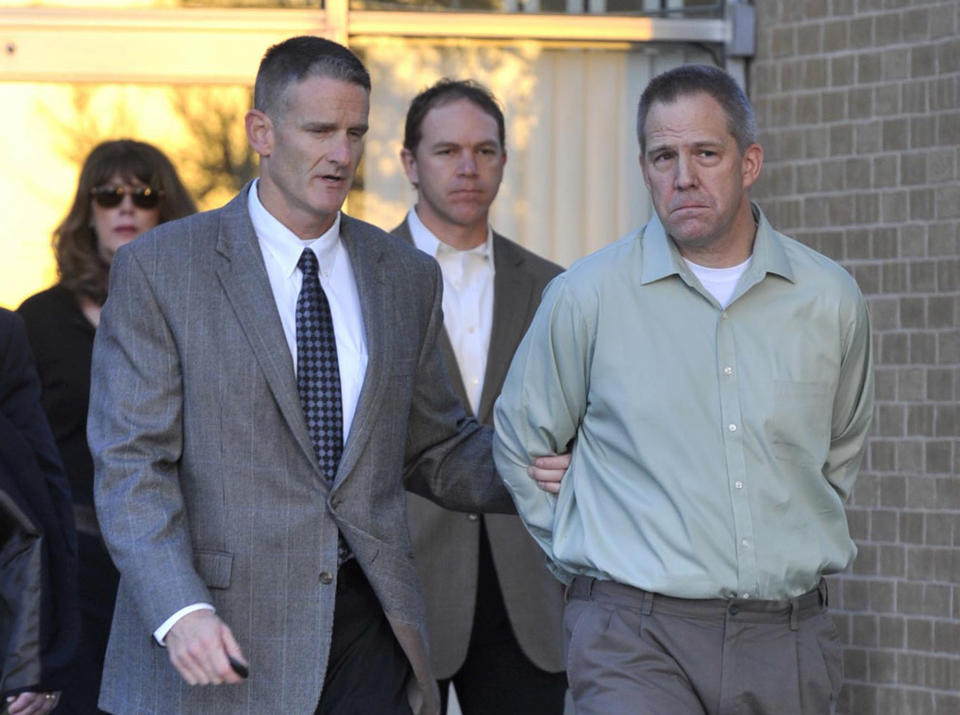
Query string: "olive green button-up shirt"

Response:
xmin=493 ymin=206 xmax=873 ymax=600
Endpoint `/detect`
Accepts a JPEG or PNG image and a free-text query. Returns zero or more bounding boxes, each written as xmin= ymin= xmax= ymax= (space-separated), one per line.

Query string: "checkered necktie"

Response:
xmin=296 ymin=249 xmax=343 ymax=484
xmin=297 ymin=249 xmax=352 ymax=565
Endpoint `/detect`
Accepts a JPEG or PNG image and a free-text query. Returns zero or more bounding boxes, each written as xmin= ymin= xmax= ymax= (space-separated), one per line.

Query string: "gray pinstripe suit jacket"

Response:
xmin=88 ymin=185 xmax=511 ymax=715
xmin=393 ymin=219 xmax=566 ymax=678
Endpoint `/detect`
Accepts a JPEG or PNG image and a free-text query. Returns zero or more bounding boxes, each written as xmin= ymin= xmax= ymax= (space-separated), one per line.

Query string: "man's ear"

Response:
xmin=400 ymin=147 xmax=419 ymax=189
xmin=245 ymin=109 xmax=274 ymax=158
xmin=741 ymin=142 xmax=764 ymax=190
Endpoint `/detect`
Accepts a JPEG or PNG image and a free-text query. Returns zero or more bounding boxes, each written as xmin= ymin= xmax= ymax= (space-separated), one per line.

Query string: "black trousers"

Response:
xmin=315 ymin=559 xmax=413 ymax=715
xmin=438 ymin=522 xmax=567 ymax=715
xmin=58 ymin=533 xmax=118 ymax=715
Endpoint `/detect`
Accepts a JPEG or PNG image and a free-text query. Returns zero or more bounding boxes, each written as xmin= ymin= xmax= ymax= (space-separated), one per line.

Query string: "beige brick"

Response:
xmin=905 ymin=627 xmax=937 ymax=663
xmin=900 ymin=224 xmax=928 ymax=257
xmin=929 ymin=3 xmax=958 ymax=40
xmin=927 ymin=368 xmax=956 ymax=402
xmin=928 ymin=152 xmax=954 ymax=183
xmin=844 ymin=647 xmax=868 ymax=682
xmin=804 ymin=126 xmax=830 ymax=157
xmin=910 ymin=332 xmax=937 ymax=365
xmin=881 ymin=47 xmax=910 ymax=82
xmin=901 ymin=153 xmax=928 ymax=185
xmin=849 ymin=87 xmax=874 ymax=118
xmin=857 ymin=51 xmax=883 ymax=83
xmin=910 ymin=116 xmax=937 ymax=149
xmin=881 ymin=191 xmax=908 ymax=224
xmin=801 ymin=57 xmax=829 ymax=88
xmin=911 ymin=44 xmax=937 ymax=78
xmin=830 ymin=124 xmax=853 ymax=155
xmin=873 ymin=156 xmax=899 ymax=188
xmin=855 ymin=193 xmax=879 ymax=224
xmin=874 ymin=84 xmax=900 ymax=116
xmin=927 ymin=296 xmax=954 ymax=328
xmin=772 ymin=26 xmax=796 ymax=58
xmin=873 ymin=226 xmax=898 ymax=257
xmin=935 ymin=256 xmax=960 ymax=289
xmin=929 ymin=223 xmax=958 ymax=256
xmin=796 ymin=23 xmax=824 ymax=55
xmin=875 ymin=11 xmax=902 ymax=46
xmin=903 ymin=7 xmax=931 ymax=42
xmin=936 ymin=36 xmax=960 ymax=71
xmin=832 ymin=0 xmax=854 ymax=16
xmin=935 ymin=184 xmax=960 ymax=219
xmin=931 ymin=78 xmax=957 ymax=112
xmin=824 ymin=20 xmax=850 ymax=53
xmin=910 ymin=189 xmax=935 ymax=221
xmin=879 ymin=616 xmax=906 ymax=648
xmin=795 ymin=92 xmax=820 ymax=124
xmin=933 ymin=620 xmax=960 ymax=654
xmin=850 ymin=15 xmax=875 ymax=49
xmin=855 ymin=119 xmax=882 ymax=152
xmin=902 ymin=82 xmax=928 ymax=113
xmin=882 ymin=118 xmax=909 ymax=150
xmin=822 ymin=158 xmax=845 ymax=190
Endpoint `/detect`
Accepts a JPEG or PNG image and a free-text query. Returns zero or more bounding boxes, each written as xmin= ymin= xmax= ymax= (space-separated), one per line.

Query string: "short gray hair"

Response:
xmin=637 ymin=64 xmax=756 ymax=154
xmin=254 ymin=36 xmax=370 ymax=121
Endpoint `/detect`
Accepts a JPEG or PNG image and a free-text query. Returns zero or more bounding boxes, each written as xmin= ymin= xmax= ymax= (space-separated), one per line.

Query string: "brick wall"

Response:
xmin=749 ymin=1 xmax=960 ymax=712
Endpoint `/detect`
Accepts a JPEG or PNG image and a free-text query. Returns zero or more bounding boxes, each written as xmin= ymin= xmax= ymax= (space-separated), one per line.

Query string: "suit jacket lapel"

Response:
xmin=214 ymin=186 xmax=320 ymax=474
xmin=335 ymin=215 xmax=391 ymax=486
xmin=476 ymin=233 xmax=535 ymax=423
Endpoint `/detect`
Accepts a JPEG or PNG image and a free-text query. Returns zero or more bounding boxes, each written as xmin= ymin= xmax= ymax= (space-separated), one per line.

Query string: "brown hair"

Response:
xmin=54 ymin=139 xmax=197 ymax=304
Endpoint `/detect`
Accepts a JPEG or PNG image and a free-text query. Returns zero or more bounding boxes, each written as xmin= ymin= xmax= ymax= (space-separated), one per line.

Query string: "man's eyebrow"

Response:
xmin=646 ymin=139 xmax=724 ymax=155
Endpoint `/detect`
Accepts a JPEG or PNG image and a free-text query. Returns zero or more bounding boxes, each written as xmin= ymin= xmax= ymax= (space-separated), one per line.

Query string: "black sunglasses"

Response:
xmin=91 ymin=185 xmax=163 ymax=210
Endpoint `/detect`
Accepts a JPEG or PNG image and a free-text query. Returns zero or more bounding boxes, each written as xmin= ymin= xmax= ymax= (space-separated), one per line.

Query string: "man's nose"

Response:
xmin=328 ymin=134 xmax=351 ymax=165
xmin=674 ymin=154 xmax=698 ymax=189
xmin=457 ymin=151 xmax=479 ymax=176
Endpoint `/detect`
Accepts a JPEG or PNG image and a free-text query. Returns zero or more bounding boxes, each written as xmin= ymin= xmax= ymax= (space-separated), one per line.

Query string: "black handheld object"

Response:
xmin=228 ymin=655 xmax=249 ymax=679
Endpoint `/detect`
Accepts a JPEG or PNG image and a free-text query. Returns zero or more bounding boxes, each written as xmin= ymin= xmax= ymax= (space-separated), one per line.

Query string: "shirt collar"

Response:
xmin=248 ymin=179 xmax=342 ymax=279
xmin=640 ymin=202 xmax=795 ymax=285
xmin=407 ymin=206 xmax=494 ymax=263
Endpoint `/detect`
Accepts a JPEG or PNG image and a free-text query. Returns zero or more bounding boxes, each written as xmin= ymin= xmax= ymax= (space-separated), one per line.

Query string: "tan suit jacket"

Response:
xmin=394 ymin=218 xmax=566 ymax=677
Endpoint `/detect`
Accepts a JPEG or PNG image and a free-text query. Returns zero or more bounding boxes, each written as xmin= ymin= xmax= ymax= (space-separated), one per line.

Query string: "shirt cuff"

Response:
xmin=153 ymin=603 xmax=215 ymax=646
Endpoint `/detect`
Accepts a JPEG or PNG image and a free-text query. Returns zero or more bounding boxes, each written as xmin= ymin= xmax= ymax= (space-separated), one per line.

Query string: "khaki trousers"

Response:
xmin=563 ymin=577 xmax=842 ymax=715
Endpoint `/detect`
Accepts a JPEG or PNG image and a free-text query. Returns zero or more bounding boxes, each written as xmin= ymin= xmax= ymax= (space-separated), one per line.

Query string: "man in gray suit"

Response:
xmin=394 ymin=79 xmax=566 ymax=714
xmin=88 ymin=37 xmax=565 ymax=715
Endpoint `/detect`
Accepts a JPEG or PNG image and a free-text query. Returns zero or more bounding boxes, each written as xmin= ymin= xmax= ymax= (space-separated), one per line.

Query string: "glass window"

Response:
xmin=351 ymin=37 xmax=712 ymax=267
xmin=349 ymin=0 xmax=721 ymax=16
xmin=0 ymin=82 xmax=254 ymax=309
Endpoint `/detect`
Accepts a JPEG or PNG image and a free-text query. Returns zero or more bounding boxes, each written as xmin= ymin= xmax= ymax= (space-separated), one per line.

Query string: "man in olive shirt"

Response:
xmin=493 ymin=65 xmax=873 ymax=715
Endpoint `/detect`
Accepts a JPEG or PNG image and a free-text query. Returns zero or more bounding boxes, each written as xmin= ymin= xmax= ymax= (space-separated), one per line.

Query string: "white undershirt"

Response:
xmin=154 ymin=180 xmax=368 ymax=643
xmin=407 ymin=208 xmax=494 ymax=415
xmin=683 ymin=255 xmax=753 ymax=308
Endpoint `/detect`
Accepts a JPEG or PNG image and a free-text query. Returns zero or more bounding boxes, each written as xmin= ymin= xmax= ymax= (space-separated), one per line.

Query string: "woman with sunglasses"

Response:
xmin=16 ymin=139 xmax=195 ymax=714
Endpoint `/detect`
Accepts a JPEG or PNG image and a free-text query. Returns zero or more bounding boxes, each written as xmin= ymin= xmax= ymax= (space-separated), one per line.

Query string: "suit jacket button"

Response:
xmin=466 ymin=513 xmax=479 ymax=522
xmin=319 ymin=571 xmax=334 ymax=584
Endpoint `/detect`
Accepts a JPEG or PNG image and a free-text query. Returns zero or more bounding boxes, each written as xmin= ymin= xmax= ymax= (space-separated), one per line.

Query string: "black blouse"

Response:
xmin=17 ymin=284 xmax=96 ymax=507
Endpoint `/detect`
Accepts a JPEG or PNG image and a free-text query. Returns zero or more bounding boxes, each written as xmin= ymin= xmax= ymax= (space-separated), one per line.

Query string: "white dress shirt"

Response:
xmin=407 ymin=208 xmax=494 ymax=414
xmin=154 ymin=180 xmax=368 ymax=643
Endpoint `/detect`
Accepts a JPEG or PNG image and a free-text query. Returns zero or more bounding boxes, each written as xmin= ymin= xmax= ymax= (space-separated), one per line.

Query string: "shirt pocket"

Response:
xmin=771 ymin=380 xmax=832 ymax=465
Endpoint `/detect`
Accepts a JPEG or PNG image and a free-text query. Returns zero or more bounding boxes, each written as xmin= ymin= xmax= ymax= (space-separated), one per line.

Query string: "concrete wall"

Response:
xmin=749 ymin=1 xmax=960 ymax=712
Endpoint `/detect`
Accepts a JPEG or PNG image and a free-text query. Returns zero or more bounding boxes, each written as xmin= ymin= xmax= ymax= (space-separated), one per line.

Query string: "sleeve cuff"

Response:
xmin=153 ymin=603 xmax=215 ymax=646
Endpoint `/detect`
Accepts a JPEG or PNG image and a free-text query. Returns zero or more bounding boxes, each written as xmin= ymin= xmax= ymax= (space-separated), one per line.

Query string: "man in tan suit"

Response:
xmin=395 ymin=79 xmax=566 ymax=714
